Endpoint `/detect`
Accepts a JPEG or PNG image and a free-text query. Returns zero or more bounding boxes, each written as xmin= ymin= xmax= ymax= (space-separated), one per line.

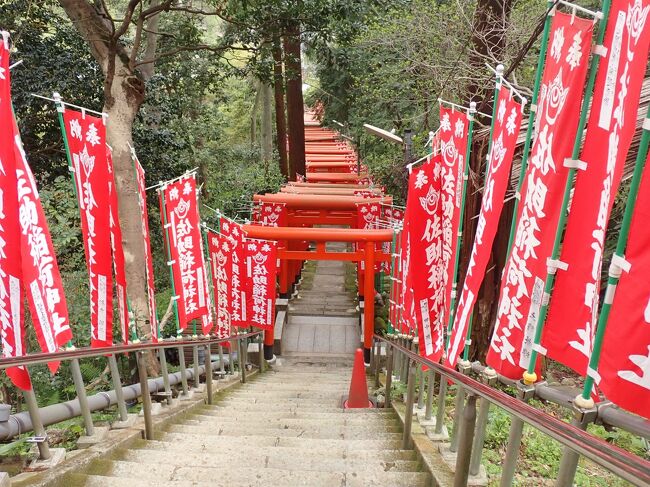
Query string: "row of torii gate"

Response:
xmin=243 ymin=112 xmax=395 ymax=363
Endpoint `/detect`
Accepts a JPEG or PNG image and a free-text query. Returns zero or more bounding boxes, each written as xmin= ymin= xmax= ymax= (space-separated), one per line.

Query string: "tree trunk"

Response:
xmin=283 ymin=25 xmax=305 ymax=180
xmin=251 ymin=79 xmax=262 ymax=145
xmin=272 ymin=40 xmax=289 ymax=179
xmin=139 ymin=0 xmax=160 ymax=82
xmin=261 ymin=82 xmax=273 ymax=163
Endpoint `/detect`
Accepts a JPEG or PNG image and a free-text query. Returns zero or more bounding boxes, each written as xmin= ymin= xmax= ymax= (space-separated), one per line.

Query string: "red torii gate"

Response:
xmin=243 ymin=225 xmax=392 ymax=363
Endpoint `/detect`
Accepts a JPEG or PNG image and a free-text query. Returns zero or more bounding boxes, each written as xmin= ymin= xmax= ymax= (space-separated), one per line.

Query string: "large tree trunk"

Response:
xmin=283 ymin=25 xmax=306 ymax=180
xmin=272 ymin=40 xmax=289 ymax=179
xmin=261 ymin=82 xmax=273 ymax=163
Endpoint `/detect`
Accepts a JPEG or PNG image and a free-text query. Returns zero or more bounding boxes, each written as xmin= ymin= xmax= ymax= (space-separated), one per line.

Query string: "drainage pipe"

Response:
xmin=0 ymin=360 xmax=218 ymax=441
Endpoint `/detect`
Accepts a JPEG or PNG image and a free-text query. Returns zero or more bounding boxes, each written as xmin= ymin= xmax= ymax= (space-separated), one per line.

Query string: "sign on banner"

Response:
xmin=599 ymin=151 xmax=650 ymax=420
xmin=543 ymin=0 xmax=650 ymax=375
xmin=133 ymin=152 xmax=158 ymax=341
xmin=0 ymin=34 xmax=31 ymax=389
xmin=403 ymin=157 xmax=445 ymax=361
xmin=438 ymin=106 xmax=470 ymax=337
xmin=220 ymin=216 xmax=248 ymax=328
xmin=162 ymin=176 xmax=209 ymax=328
xmin=446 ymin=87 xmax=523 ymax=369
xmin=207 ymin=231 xmax=232 ymax=340
xmin=487 ymin=12 xmax=593 ymax=379
xmin=107 ymin=149 xmax=130 ymax=343
xmin=63 ymin=108 xmax=113 ymax=348
xmin=245 ymin=239 xmax=278 ymax=331
xmin=257 ymin=202 xmax=287 ymax=227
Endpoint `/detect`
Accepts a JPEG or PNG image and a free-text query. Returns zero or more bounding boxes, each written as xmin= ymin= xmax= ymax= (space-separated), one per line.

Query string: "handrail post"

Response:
xmin=158 ymin=348 xmax=172 ymax=406
xmin=384 ymin=343 xmax=393 ymax=409
xmin=192 ymin=344 xmax=200 ymax=390
xmin=374 ymin=339 xmax=381 ymax=388
xmin=450 ymin=360 xmax=471 ymax=452
xmin=218 ymin=344 xmax=225 ymax=375
xmin=239 ymin=337 xmax=247 ymax=383
xmin=136 ymin=350 xmax=154 ymax=440
xmin=204 ymin=344 xmax=213 ymax=405
xmin=434 ymin=371 xmax=448 ymax=435
xmin=23 ymin=388 xmax=51 ymax=460
xmin=500 ymin=382 xmax=535 ymax=487
xmin=177 ymin=346 xmax=189 ymax=396
xmin=555 ymin=406 xmax=598 ymax=486
xmin=454 ymin=393 xmax=478 ymax=487
xmin=402 ymin=359 xmax=417 ymax=449
xmin=70 ymin=358 xmax=94 ymax=436
xmin=417 ymin=362 xmax=425 ymax=410
xmin=424 ymin=369 xmax=435 ymax=421
xmin=258 ymin=333 xmax=265 ymax=374
xmin=394 ymin=335 xmax=402 ymax=381
xmin=469 ymin=367 xmax=497 ymax=477
xmin=108 ymin=354 xmax=129 ymax=420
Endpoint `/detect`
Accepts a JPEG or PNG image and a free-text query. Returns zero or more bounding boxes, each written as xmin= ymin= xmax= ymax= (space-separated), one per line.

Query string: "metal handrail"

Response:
xmin=374 ymin=334 xmax=650 ymax=486
xmin=0 ymin=331 xmax=262 ymax=370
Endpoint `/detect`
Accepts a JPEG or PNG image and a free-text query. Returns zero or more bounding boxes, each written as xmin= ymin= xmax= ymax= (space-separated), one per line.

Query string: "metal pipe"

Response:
xmin=192 ymin=345 xmax=200 ymax=389
xmin=136 ymin=351 xmax=154 ymax=440
xmin=108 ymin=354 xmax=129 ymax=421
xmin=385 ymin=344 xmax=393 ymax=409
xmin=204 ymin=345 xmax=213 ymax=405
xmin=23 ymin=389 xmax=50 ymax=460
xmin=556 ymin=415 xmax=589 ymax=487
xmin=435 ymin=379 xmax=448 ymax=435
xmin=417 ymin=364 xmax=425 ymax=410
xmin=0 ymin=360 xmax=216 ymax=441
xmin=450 ymin=386 xmax=467 ymax=452
xmin=239 ymin=338 xmax=247 ymax=383
xmin=402 ymin=361 xmax=416 ymax=449
xmin=374 ymin=341 xmax=381 ymax=388
xmin=454 ymin=394 xmax=478 ymax=487
xmin=70 ymin=358 xmax=94 ymax=436
xmin=470 ymin=398 xmax=490 ymax=476
xmin=218 ymin=345 xmax=225 ymax=374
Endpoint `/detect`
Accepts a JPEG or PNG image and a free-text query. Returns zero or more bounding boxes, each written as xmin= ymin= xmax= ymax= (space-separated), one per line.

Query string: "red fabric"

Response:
xmin=258 ymin=202 xmax=287 ymax=227
xmin=106 ymin=149 xmax=129 ymax=343
xmin=446 ymin=88 xmax=523 ymax=368
xmin=63 ymin=109 xmax=113 ymax=347
xmin=0 ymin=36 xmax=31 ymax=389
xmin=134 ymin=154 xmax=158 ymax=341
xmin=543 ymin=0 xmax=650 ymax=375
xmin=487 ymin=12 xmax=593 ymax=379
xmin=207 ymin=231 xmax=232 ymax=339
xmin=245 ymin=239 xmax=278 ymax=331
xmin=220 ymin=216 xmax=248 ymax=328
xmin=438 ymin=106 xmax=470 ymax=341
xmin=16 ymin=122 xmax=72 ymax=370
xmin=162 ymin=176 xmax=209 ymax=328
xmin=600 ymin=150 xmax=650 ymax=419
xmin=403 ymin=158 xmax=445 ymax=362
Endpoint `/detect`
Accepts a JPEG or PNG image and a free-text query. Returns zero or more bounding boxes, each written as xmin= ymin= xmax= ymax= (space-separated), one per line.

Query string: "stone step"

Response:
xmin=131 ymin=439 xmax=417 ymax=461
xmin=189 ymin=412 xmax=398 ymax=425
xmin=180 ymin=418 xmax=402 ymax=434
xmin=118 ymin=449 xmax=419 ymax=473
xmin=216 ymin=397 xmax=342 ymax=406
xmin=158 ymin=431 xmax=406 ymax=451
xmin=227 ymin=390 xmax=345 ymax=399
xmin=287 ymin=315 xmax=359 ymax=326
xmin=204 ymin=405 xmax=353 ymax=414
xmin=165 ymin=423 xmax=404 ymax=440
xmin=195 ymin=408 xmax=396 ymax=421
xmin=72 ymin=467 xmax=429 ymax=486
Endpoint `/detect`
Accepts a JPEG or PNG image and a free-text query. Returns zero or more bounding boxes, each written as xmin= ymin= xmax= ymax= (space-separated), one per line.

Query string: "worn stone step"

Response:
xmin=158 ymin=431 xmax=405 ymax=451
xmin=217 ymin=397 xmax=342 ymax=406
xmin=181 ymin=418 xmax=402 ymax=433
xmin=205 ymin=405 xmax=351 ymax=414
xmin=130 ymin=439 xmax=417 ymax=461
xmin=189 ymin=412 xmax=398 ymax=426
xmin=165 ymin=423 xmax=403 ymax=440
xmin=227 ymin=390 xmax=345 ymax=399
xmin=195 ymin=408 xmax=397 ymax=421
xmin=117 ymin=449 xmax=419 ymax=473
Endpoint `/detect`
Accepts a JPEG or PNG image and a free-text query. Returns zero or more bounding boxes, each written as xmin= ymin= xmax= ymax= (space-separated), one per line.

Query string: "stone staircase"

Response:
xmin=62 ymin=359 xmax=430 ymax=486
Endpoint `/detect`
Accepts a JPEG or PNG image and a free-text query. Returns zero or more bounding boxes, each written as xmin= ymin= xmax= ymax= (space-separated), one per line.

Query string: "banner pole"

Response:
xmin=524 ymin=1 xmax=610 ymax=384
xmin=387 ymin=227 xmax=397 ymax=334
xmin=444 ymin=101 xmax=477 ymax=351
xmin=458 ymin=66 xmax=504 ymax=361
xmin=579 ymin=105 xmax=650 ymax=403
xmin=504 ymin=2 xmax=555 ymax=256
xmin=159 ymin=187 xmax=181 ymax=335
xmin=201 ymin=223 xmax=217 ymax=329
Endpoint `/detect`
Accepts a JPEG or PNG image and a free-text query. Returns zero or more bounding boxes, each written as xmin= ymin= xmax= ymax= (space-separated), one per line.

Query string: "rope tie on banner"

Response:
xmin=514 ymin=191 xmax=521 ymax=201
xmin=171 ymin=295 xmax=180 ymax=301
xmin=546 ymin=258 xmax=569 ymax=275
xmin=486 ymin=64 xmax=528 ymax=104
xmin=609 ymin=253 xmax=631 ymax=278
xmin=541 ymin=291 xmax=551 ymax=307
xmin=166 ymin=260 xmax=176 ymax=266
xmin=592 ymin=44 xmax=608 ymax=57
xmin=1 ymin=30 xmax=9 ymax=49
xmin=532 ymin=343 xmax=548 ymax=356
xmin=643 ymin=117 xmax=650 ymax=130
xmin=563 ymin=158 xmax=588 ymax=170
xmin=465 ymin=339 xmax=472 ymax=346
xmin=530 ymin=103 xmax=538 ymax=113
xmin=587 ymin=367 xmax=602 ymax=385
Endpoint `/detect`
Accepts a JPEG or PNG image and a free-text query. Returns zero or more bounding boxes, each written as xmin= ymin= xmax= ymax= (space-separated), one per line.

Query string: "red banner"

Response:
xmin=63 ymin=109 xmax=113 ymax=348
xmin=208 ymin=231 xmax=232 ymax=340
xmin=487 ymin=12 xmax=593 ymax=379
xmin=599 ymin=151 xmax=650 ymax=419
xmin=220 ymin=216 xmax=248 ymax=328
xmin=0 ymin=34 xmax=30 ymax=389
xmin=106 ymin=148 xmax=129 ymax=343
xmin=543 ymin=0 xmax=650 ymax=375
xmin=162 ymin=176 xmax=208 ymax=328
xmin=256 ymin=202 xmax=287 ymax=227
xmin=446 ymin=88 xmax=523 ymax=368
xmin=16 ymin=122 xmax=72 ymax=369
xmin=245 ymin=239 xmax=278 ymax=331
xmin=404 ymin=158 xmax=445 ymax=361
xmin=438 ymin=106 xmax=470 ymax=338
xmin=133 ymin=152 xmax=158 ymax=341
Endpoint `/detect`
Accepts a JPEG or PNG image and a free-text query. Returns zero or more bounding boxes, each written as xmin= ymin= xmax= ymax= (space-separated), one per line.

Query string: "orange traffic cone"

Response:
xmin=344 ymin=348 xmax=374 ymax=408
